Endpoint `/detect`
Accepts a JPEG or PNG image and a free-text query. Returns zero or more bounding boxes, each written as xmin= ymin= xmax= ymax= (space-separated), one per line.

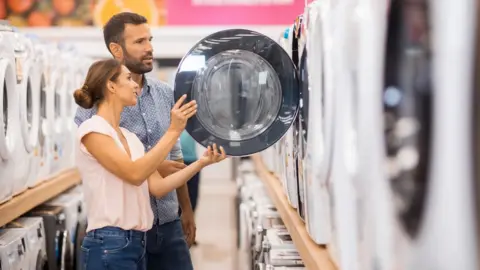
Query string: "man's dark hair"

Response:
xmin=103 ymin=12 xmax=148 ymax=54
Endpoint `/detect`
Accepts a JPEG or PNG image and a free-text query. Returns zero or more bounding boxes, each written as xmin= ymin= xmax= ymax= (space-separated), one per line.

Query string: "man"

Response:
xmin=74 ymin=12 xmax=196 ymax=270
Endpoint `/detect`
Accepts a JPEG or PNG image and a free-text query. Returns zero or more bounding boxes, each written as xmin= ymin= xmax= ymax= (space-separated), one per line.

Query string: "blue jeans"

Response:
xmin=81 ymin=227 xmax=146 ymax=270
xmin=146 ymin=219 xmax=193 ymax=270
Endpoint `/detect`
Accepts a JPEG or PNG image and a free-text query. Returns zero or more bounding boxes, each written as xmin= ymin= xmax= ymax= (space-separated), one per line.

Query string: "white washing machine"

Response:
xmin=47 ymin=44 xmax=66 ymax=176
xmin=10 ymin=30 xmax=31 ymax=195
xmin=354 ymin=0 xmax=390 ymax=269
xmin=0 ymin=21 xmax=20 ymax=203
xmin=408 ymin=0 xmax=477 ymax=269
xmin=33 ymin=41 xmax=55 ymax=184
xmin=0 ymin=229 xmax=29 ymax=269
xmin=13 ymin=32 xmax=41 ymax=192
xmin=6 ymin=217 xmax=48 ymax=269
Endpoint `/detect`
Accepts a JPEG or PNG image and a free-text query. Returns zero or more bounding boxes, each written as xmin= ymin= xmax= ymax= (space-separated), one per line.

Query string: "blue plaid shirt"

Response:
xmin=74 ymin=75 xmax=183 ymax=225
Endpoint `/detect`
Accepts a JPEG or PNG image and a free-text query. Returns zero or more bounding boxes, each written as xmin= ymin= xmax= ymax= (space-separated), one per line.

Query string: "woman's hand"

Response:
xmin=199 ymin=144 xmax=227 ymax=167
xmin=169 ymin=95 xmax=197 ymax=133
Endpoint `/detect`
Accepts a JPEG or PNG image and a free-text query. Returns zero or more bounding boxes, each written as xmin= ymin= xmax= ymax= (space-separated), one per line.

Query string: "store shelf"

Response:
xmin=20 ymin=26 xmax=287 ymax=59
xmin=0 ymin=169 xmax=81 ymax=227
xmin=251 ymin=154 xmax=337 ymax=270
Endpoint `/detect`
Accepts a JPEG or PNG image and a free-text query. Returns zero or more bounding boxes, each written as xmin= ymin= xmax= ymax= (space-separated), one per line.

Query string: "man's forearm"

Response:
xmin=175 ymin=159 xmax=193 ymax=213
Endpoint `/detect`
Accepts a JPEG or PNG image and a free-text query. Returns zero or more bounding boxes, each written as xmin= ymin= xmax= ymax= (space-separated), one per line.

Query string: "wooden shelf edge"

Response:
xmin=0 ymin=169 xmax=81 ymax=227
xmin=251 ymin=154 xmax=337 ymax=270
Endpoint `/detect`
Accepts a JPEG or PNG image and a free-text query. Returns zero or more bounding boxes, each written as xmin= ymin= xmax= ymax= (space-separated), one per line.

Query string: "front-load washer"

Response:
xmin=45 ymin=192 xmax=84 ymax=270
xmin=33 ymin=42 xmax=54 ymax=184
xmin=302 ymin=0 xmax=332 ymax=246
xmin=27 ymin=204 xmax=69 ymax=270
xmin=10 ymin=30 xmax=32 ymax=196
xmin=6 ymin=217 xmax=48 ymax=269
xmin=407 ymin=0 xmax=477 ymax=269
xmin=0 ymin=21 xmax=19 ymax=204
xmin=64 ymin=185 xmax=88 ymax=270
xmin=354 ymin=0 xmax=391 ymax=269
xmin=13 ymin=32 xmax=41 ymax=193
xmin=173 ymin=29 xmax=300 ymax=158
xmin=48 ymin=45 xmax=67 ymax=176
xmin=0 ymin=229 xmax=29 ymax=269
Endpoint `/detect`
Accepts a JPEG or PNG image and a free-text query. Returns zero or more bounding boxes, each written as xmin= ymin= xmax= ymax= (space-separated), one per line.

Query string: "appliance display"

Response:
xmin=27 ymin=205 xmax=69 ymax=270
xmin=6 ymin=217 xmax=48 ymax=269
xmin=0 ymin=229 xmax=29 ymax=269
xmin=0 ymin=20 xmax=18 ymax=203
xmin=64 ymin=186 xmax=88 ymax=270
xmin=174 ymin=29 xmax=300 ymax=157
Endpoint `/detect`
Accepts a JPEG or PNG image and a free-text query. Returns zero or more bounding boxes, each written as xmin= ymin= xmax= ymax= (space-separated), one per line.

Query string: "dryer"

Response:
xmin=13 ymin=32 xmax=41 ymax=192
xmin=27 ymin=205 xmax=70 ymax=270
xmin=0 ymin=20 xmax=19 ymax=203
xmin=173 ymin=29 xmax=300 ymax=159
xmin=6 ymin=217 xmax=48 ymax=269
xmin=0 ymin=229 xmax=29 ymax=269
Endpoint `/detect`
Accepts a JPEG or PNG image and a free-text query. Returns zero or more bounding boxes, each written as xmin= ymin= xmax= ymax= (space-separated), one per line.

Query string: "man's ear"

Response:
xmin=109 ymin=42 xmax=124 ymax=59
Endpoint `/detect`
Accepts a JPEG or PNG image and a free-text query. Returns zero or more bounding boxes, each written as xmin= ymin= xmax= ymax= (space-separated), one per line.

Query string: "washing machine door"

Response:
xmin=383 ymin=0 xmax=431 ymax=240
xmin=174 ymin=29 xmax=300 ymax=156
xmin=0 ymin=57 xmax=17 ymax=162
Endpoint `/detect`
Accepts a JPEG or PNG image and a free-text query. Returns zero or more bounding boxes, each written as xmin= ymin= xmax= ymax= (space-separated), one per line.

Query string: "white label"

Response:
xmin=258 ymin=71 xmax=267 ymax=85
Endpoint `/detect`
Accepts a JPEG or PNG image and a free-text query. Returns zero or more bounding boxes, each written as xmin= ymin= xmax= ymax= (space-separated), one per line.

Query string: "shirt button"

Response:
xmin=148 ymin=145 xmax=151 ymax=149
xmin=148 ymin=129 xmax=152 ymax=133
xmin=142 ymin=113 xmax=146 ymax=116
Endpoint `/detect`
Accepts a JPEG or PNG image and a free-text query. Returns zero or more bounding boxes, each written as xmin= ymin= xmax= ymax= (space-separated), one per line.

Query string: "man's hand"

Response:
xmin=157 ymin=160 xmax=187 ymax=176
xmin=181 ymin=208 xmax=196 ymax=248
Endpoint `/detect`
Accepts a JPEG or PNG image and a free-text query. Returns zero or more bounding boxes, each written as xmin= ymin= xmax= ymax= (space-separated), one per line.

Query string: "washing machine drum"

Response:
xmin=383 ymin=0 xmax=431 ymax=239
xmin=174 ymin=29 xmax=300 ymax=156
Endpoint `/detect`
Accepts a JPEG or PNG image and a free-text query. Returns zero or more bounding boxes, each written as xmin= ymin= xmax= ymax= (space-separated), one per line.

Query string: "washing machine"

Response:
xmin=354 ymin=0 xmax=390 ymax=269
xmin=173 ymin=28 xmax=300 ymax=159
xmin=0 ymin=229 xmax=29 ymax=269
xmin=299 ymin=1 xmax=333 ymax=247
xmin=33 ymin=41 xmax=55 ymax=184
xmin=48 ymin=44 xmax=68 ymax=176
xmin=475 ymin=1 xmax=480 ymax=268
xmin=64 ymin=185 xmax=88 ymax=270
xmin=0 ymin=20 xmax=19 ymax=203
xmin=13 ymin=32 xmax=41 ymax=192
xmin=9 ymin=30 xmax=33 ymax=196
xmin=27 ymin=204 xmax=70 ymax=270
xmin=405 ymin=0 xmax=477 ymax=269
xmin=6 ymin=217 xmax=48 ymax=269
xmin=45 ymin=190 xmax=85 ymax=270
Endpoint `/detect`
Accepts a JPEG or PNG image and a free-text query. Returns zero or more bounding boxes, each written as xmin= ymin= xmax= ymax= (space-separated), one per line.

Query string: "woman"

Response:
xmin=73 ymin=59 xmax=226 ymax=270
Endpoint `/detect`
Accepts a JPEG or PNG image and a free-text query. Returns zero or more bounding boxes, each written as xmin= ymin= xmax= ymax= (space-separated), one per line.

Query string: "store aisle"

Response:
xmin=189 ymin=171 xmax=239 ymax=270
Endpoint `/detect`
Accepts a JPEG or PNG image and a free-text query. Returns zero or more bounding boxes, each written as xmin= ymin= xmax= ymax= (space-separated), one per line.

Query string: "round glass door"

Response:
xmin=383 ymin=0 xmax=431 ymax=239
xmin=174 ymin=29 xmax=300 ymax=156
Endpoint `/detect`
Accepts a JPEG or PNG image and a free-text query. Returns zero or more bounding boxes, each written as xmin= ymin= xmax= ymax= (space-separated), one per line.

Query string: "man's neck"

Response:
xmin=132 ymin=73 xmax=144 ymax=94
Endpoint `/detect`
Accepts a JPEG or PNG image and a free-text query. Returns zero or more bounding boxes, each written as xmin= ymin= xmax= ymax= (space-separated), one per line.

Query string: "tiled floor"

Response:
xmin=189 ymin=174 xmax=241 ymax=270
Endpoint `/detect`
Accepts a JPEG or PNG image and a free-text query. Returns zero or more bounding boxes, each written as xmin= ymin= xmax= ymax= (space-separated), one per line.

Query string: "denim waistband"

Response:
xmin=87 ymin=227 xmax=146 ymax=240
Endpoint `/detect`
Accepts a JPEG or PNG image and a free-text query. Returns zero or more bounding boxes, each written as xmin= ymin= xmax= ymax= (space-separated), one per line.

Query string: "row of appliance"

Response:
xmin=0 ymin=20 xmax=92 ymax=204
xmin=252 ymin=1 xmax=479 ymax=270
xmin=236 ymin=159 xmax=305 ymax=270
xmin=0 ymin=185 xmax=87 ymax=270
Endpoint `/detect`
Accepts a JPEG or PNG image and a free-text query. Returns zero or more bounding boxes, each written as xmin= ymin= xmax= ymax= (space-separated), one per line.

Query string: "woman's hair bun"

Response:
xmin=73 ymin=88 xmax=94 ymax=109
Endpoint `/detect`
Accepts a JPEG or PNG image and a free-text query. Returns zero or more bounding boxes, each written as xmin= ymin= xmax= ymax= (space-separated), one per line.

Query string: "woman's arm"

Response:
xmin=81 ymin=129 xmax=181 ymax=186
xmin=81 ymin=95 xmax=197 ymax=186
xmin=148 ymin=144 xmax=227 ymax=197
xmin=148 ymin=160 xmax=204 ymax=197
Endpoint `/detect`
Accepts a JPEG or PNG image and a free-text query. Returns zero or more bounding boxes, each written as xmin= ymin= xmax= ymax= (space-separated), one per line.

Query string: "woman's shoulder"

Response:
xmin=77 ymin=115 xmax=114 ymax=139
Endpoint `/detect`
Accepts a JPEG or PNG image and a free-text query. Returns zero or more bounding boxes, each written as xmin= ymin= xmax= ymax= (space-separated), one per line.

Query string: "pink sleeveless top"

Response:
xmin=76 ymin=115 xmax=154 ymax=232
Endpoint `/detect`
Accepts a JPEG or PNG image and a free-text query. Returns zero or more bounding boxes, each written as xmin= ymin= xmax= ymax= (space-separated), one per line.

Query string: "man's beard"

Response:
xmin=123 ymin=50 xmax=153 ymax=74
